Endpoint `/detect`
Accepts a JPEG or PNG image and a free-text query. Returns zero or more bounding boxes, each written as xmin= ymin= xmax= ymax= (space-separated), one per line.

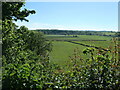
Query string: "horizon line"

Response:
xmin=29 ymin=28 xmax=118 ymax=32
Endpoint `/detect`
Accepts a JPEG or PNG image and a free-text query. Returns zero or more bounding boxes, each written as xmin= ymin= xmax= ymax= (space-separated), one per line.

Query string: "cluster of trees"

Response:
xmin=2 ymin=1 xmax=120 ymax=89
xmin=35 ymin=29 xmax=117 ymax=37
xmin=2 ymin=2 xmax=53 ymax=89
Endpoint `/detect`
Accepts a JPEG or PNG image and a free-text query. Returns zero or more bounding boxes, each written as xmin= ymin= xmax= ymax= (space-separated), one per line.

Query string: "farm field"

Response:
xmin=45 ymin=35 xmax=112 ymax=41
xmin=46 ymin=34 xmax=118 ymax=69
xmin=73 ymin=41 xmax=114 ymax=48
xmin=49 ymin=41 xmax=89 ymax=68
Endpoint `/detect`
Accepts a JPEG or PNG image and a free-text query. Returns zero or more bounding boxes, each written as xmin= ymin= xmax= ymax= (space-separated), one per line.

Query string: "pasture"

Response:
xmin=49 ymin=41 xmax=88 ymax=67
xmin=45 ymin=35 xmax=112 ymax=41
xmin=46 ymin=34 xmax=118 ymax=69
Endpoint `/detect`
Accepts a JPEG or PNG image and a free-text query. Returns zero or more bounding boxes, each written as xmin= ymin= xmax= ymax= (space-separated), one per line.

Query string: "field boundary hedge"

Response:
xmin=67 ymin=41 xmax=110 ymax=51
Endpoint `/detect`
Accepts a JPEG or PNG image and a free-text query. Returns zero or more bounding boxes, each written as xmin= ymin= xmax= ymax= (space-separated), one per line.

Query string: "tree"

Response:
xmin=2 ymin=2 xmax=35 ymax=22
xmin=2 ymin=1 xmax=52 ymax=89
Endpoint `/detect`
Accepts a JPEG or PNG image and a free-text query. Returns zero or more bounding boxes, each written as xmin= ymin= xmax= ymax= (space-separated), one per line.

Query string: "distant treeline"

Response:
xmin=32 ymin=29 xmax=119 ymax=37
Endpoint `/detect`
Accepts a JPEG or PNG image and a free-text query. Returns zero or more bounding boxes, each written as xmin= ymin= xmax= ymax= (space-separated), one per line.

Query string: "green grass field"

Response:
xmin=46 ymin=35 xmax=118 ymax=69
xmin=45 ymin=35 xmax=112 ymax=41
xmin=49 ymin=41 xmax=88 ymax=66
xmin=73 ymin=41 xmax=114 ymax=48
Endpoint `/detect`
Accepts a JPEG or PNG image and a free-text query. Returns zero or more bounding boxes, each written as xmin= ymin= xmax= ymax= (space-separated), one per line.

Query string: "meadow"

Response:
xmin=45 ymin=35 xmax=112 ymax=41
xmin=45 ymin=34 xmax=117 ymax=69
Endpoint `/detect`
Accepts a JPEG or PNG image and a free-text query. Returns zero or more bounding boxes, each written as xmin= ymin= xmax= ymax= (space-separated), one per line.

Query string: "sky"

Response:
xmin=15 ymin=2 xmax=118 ymax=31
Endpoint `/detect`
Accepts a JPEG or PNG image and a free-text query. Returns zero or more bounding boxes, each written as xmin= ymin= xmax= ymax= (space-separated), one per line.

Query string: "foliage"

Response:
xmin=2 ymin=18 xmax=120 ymax=90
xmin=2 ymin=2 xmax=35 ymax=22
xmin=2 ymin=1 xmax=53 ymax=89
xmin=2 ymin=19 xmax=52 ymax=89
xmin=44 ymin=40 xmax=119 ymax=89
xmin=2 ymin=1 xmax=120 ymax=89
xmin=35 ymin=29 xmax=117 ymax=37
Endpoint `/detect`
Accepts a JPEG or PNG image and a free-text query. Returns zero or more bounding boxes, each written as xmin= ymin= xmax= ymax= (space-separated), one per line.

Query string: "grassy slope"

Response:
xmin=47 ymin=35 xmax=115 ymax=68
xmin=49 ymin=41 xmax=88 ymax=67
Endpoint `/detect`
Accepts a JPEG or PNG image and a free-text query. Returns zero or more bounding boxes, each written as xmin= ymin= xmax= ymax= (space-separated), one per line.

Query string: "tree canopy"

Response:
xmin=2 ymin=1 xmax=52 ymax=89
xmin=2 ymin=2 xmax=35 ymax=22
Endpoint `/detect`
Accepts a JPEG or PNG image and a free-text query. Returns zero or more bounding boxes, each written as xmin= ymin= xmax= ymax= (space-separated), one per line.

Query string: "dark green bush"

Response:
xmin=2 ymin=20 xmax=52 ymax=89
